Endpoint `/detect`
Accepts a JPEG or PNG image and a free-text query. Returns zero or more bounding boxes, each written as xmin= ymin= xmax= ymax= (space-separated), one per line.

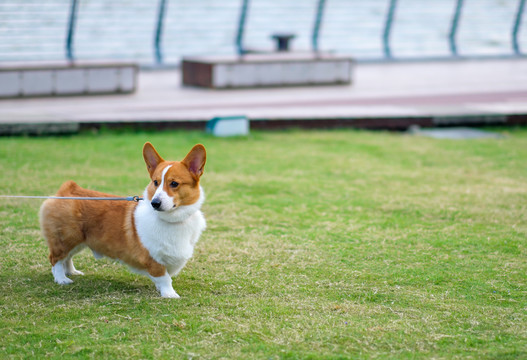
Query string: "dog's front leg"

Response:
xmin=150 ymin=272 xmax=179 ymax=298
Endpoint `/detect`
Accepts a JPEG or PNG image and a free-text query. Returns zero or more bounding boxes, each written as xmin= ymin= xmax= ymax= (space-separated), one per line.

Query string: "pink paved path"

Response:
xmin=1 ymin=59 xmax=526 ymax=129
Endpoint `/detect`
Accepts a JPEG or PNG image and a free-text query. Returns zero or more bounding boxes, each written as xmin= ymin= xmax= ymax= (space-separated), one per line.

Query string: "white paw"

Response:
xmin=160 ymin=289 xmax=180 ymax=299
xmin=52 ymin=262 xmax=74 ymax=285
xmin=55 ymin=277 xmax=74 ymax=285
xmin=66 ymin=269 xmax=84 ymax=276
xmin=151 ymin=272 xmax=180 ymax=298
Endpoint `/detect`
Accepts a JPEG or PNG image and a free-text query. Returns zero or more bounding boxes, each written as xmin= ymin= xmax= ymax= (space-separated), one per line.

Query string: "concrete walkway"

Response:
xmin=1 ymin=58 xmax=527 ymax=132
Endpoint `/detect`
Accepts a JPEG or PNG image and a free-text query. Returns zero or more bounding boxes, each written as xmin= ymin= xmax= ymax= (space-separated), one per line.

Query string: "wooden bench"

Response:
xmin=0 ymin=61 xmax=138 ymax=98
xmin=182 ymin=52 xmax=353 ymax=89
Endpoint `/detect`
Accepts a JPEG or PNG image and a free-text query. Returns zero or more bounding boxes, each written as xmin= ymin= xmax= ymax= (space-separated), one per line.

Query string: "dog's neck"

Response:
xmin=141 ymin=186 xmax=205 ymax=224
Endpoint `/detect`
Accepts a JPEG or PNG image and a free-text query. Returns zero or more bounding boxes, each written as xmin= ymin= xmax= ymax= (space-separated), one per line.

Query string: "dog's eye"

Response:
xmin=153 ymin=180 xmax=159 ymax=187
xmin=170 ymin=181 xmax=179 ymax=188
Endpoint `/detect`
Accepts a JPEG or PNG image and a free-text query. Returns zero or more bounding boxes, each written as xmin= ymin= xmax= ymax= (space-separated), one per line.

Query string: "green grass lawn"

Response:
xmin=0 ymin=128 xmax=526 ymax=359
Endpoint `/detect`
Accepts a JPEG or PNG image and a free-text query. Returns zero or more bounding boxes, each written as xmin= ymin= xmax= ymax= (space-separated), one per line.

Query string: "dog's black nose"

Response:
xmin=151 ymin=198 xmax=162 ymax=210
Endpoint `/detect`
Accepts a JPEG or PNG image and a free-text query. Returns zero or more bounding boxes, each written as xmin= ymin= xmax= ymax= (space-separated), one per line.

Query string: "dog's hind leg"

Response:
xmin=48 ymin=242 xmax=84 ymax=284
xmin=64 ymin=244 xmax=86 ymax=276
xmin=51 ymin=245 xmax=86 ymax=284
xmin=42 ymin=224 xmax=85 ymax=285
xmin=40 ymin=198 xmax=87 ymax=285
xmin=52 ymin=260 xmax=74 ymax=285
xmin=51 ymin=246 xmax=85 ymax=284
xmin=49 ymin=245 xmax=86 ymax=284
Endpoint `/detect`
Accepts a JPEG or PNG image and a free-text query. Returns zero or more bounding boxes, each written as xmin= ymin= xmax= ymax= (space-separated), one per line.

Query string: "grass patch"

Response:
xmin=1 ymin=128 xmax=526 ymax=359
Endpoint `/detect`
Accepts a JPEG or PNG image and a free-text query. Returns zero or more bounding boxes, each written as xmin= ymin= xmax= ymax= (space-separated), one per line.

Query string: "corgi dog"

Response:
xmin=39 ymin=142 xmax=206 ymax=298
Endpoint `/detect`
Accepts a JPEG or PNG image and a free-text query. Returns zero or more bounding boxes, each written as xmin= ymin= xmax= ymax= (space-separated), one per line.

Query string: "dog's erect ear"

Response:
xmin=182 ymin=144 xmax=206 ymax=181
xmin=143 ymin=142 xmax=164 ymax=177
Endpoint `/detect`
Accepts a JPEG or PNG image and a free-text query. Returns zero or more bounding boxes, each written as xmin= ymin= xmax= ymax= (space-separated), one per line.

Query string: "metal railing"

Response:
xmin=513 ymin=0 xmax=527 ymax=54
xmin=237 ymin=0 xmax=526 ymax=59
xmin=0 ymin=0 xmax=525 ymax=65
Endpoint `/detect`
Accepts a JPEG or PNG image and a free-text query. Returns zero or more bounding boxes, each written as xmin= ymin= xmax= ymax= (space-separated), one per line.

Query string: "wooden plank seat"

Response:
xmin=182 ymin=52 xmax=353 ymax=89
xmin=0 ymin=60 xmax=138 ymax=98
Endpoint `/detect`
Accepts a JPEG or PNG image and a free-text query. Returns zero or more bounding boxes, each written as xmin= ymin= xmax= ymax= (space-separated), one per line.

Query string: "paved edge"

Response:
xmin=1 ymin=113 xmax=526 ymax=136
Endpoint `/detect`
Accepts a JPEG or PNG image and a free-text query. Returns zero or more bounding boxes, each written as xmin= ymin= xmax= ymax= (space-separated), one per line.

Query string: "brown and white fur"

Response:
xmin=39 ymin=142 xmax=206 ymax=298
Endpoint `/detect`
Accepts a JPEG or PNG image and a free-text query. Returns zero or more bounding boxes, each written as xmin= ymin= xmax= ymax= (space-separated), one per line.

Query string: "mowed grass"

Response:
xmin=0 ymin=128 xmax=526 ymax=359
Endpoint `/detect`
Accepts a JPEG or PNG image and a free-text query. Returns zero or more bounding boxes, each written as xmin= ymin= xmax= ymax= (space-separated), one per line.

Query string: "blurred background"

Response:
xmin=1 ymin=0 xmax=526 ymax=135
xmin=1 ymin=0 xmax=525 ymax=66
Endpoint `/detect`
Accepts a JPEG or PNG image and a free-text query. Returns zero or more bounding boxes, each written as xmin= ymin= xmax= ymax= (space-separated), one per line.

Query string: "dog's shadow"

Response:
xmin=8 ymin=270 xmax=160 ymax=301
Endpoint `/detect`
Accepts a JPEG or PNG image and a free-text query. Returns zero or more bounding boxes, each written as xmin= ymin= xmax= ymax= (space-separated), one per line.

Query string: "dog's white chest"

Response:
xmin=134 ymin=198 xmax=206 ymax=275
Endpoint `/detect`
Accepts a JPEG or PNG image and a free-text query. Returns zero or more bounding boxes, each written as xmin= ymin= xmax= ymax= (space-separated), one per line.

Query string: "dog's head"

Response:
xmin=142 ymin=142 xmax=206 ymax=212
